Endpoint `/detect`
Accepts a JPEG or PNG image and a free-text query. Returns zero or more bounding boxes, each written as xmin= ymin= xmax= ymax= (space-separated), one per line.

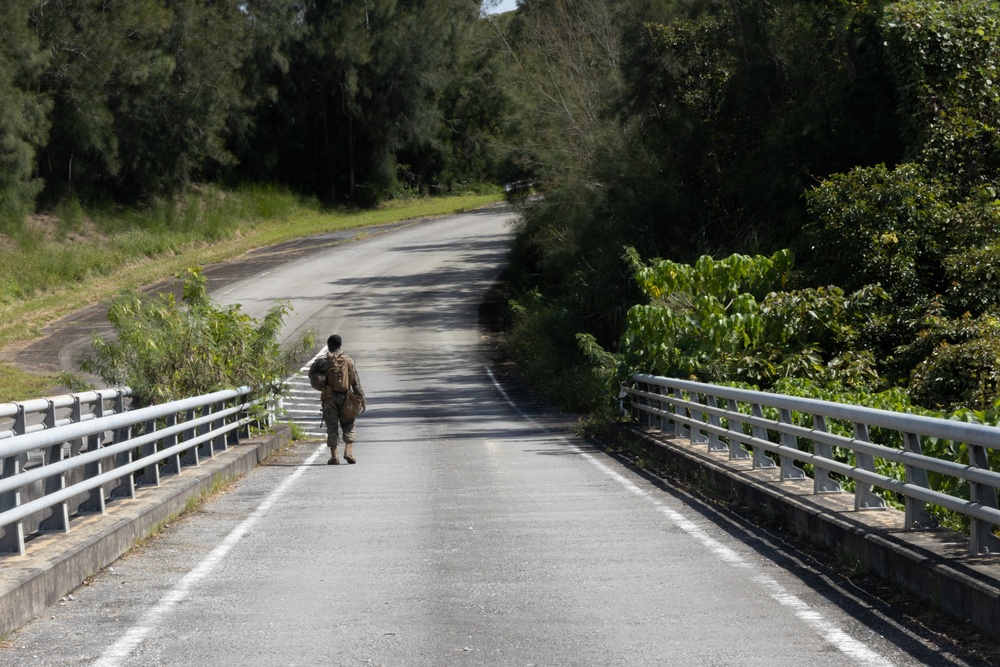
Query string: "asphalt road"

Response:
xmin=0 ymin=209 xmax=984 ymax=666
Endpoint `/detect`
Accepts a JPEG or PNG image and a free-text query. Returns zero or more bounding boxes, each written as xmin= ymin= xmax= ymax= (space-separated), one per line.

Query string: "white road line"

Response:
xmin=92 ymin=443 xmax=326 ymax=667
xmin=485 ymin=368 xmax=895 ymax=667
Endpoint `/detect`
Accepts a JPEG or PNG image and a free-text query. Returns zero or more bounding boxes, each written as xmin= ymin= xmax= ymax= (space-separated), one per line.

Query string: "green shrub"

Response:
xmin=616 ymin=247 xmax=884 ymax=390
xmin=906 ymin=314 xmax=1000 ymax=410
xmin=944 ymin=245 xmax=1000 ymax=315
xmin=803 ymin=163 xmax=951 ymax=303
xmin=507 ymin=291 xmax=606 ymax=413
xmin=81 ymin=267 xmax=312 ymax=408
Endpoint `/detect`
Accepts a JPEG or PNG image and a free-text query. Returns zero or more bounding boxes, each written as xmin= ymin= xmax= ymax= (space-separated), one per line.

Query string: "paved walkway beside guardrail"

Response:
xmin=0 ymin=424 xmax=291 ymax=637
xmin=623 ymin=373 xmax=1000 ymax=639
xmin=621 ymin=423 xmax=1000 ymax=640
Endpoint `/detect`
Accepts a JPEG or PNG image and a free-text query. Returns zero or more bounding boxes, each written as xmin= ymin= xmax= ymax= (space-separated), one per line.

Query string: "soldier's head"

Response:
xmin=327 ymin=334 xmax=343 ymax=352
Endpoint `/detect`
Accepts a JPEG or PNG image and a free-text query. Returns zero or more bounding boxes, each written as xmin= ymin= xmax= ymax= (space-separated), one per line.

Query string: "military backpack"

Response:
xmin=325 ymin=352 xmax=351 ymax=394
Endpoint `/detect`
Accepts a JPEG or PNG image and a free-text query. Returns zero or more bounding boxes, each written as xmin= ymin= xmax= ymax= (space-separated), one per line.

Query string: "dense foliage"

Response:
xmin=495 ymin=0 xmax=1000 ymax=416
xmin=491 ymin=0 xmax=1000 ymax=525
xmin=0 ymin=1 xmax=506 ymax=220
xmin=0 ymin=0 xmax=50 ymax=226
xmin=81 ymin=268 xmax=311 ymax=409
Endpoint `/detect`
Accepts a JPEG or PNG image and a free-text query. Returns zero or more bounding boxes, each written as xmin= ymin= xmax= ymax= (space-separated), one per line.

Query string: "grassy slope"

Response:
xmin=0 ymin=191 xmax=504 ymax=402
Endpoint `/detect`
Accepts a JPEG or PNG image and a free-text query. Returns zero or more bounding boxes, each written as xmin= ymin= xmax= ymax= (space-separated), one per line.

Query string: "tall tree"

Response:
xmin=33 ymin=0 xmax=253 ymax=203
xmin=0 ymin=1 xmax=50 ymax=228
xmin=224 ymin=0 xmax=307 ymax=183
xmin=248 ymin=0 xmax=484 ymax=204
xmin=113 ymin=0 xmax=252 ymax=196
xmin=33 ymin=0 xmax=171 ymax=201
xmin=499 ymin=0 xmax=650 ymax=345
xmin=622 ymin=0 xmax=902 ymax=257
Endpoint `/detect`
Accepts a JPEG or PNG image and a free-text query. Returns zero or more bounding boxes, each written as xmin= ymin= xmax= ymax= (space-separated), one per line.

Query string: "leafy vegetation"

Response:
xmin=0 ymin=1 xmax=506 ymax=215
xmin=604 ymin=249 xmax=884 ymax=390
xmin=80 ymin=268 xmax=310 ymax=408
xmin=481 ymin=0 xmax=1000 ymax=533
xmin=495 ymin=0 xmax=1000 ymax=414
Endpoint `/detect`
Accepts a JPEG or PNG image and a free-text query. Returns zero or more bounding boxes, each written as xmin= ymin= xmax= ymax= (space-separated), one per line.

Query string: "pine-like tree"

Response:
xmin=0 ymin=1 xmax=50 ymax=228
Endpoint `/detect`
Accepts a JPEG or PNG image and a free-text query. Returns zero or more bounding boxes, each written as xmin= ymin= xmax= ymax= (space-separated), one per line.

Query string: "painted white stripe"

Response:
xmin=485 ymin=368 xmax=894 ymax=667
xmin=92 ymin=443 xmax=327 ymax=667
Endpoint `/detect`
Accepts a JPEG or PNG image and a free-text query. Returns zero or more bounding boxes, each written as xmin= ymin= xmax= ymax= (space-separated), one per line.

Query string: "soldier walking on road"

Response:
xmin=309 ymin=334 xmax=366 ymax=465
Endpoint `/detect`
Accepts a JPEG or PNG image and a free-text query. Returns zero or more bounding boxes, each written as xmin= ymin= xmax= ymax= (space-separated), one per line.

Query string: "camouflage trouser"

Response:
xmin=322 ymin=395 xmax=356 ymax=448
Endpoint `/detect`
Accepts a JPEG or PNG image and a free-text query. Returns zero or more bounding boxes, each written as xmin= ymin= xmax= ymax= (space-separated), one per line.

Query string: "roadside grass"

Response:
xmin=284 ymin=421 xmax=307 ymax=441
xmin=0 ymin=364 xmax=55 ymax=404
xmin=0 ymin=185 xmax=504 ymax=401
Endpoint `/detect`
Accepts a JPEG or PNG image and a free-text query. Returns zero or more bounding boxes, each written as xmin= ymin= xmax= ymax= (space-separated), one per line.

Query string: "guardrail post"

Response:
xmin=67 ymin=395 xmax=87 ymax=512
xmin=226 ymin=397 xmax=242 ymax=447
xmin=852 ymin=423 xmax=885 ymax=510
xmin=653 ymin=383 xmax=666 ymax=432
xmin=724 ymin=399 xmax=751 ymax=460
xmin=810 ymin=415 xmax=842 ymax=493
xmin=212 ymin=400 xmax=228 ymax=452
xmin=78 ymin=398 xmax=106 ymax=515
xmin=674 ymin=388 xmax=690 ymax=440
xmin=236 ymin=403 xmax=249 ymax=443
xmin=134 ymin=419 xmax=161 ymax=488
xmin=197 ymin=404 xmax=215 ymax=460
xmin=751 ymin=404 xmax=775 ymax=470
xmin=634 ymin=381 xmax=648 ymax=427
xmin=0 ymin=451 xmax=26 ymax=555
xmin=107 ymin=426 xmax=135 ymax=501
xmin=0 ymin=394 xmax=29 ymax=550
xmin=180 ymin=408 xmax=199 ymax=467
xmin=778 ymin=409 xmax=806 ymax=481
xmin=160 ymin=414 xmax=182 ymax=476
xmin=660 ymin=383 xmax=677 ymax=435
xmin=12 ymin=403 xmax=26 ymax=437
xmin=657 ymin=383 xmax=674 ymax=435
xmin=902 ymin=432 xmax=933 ymax=529
xmin=38 ymin=399 xmax=70 ymax=533
xmin=689 ymin=394 xmax=709 ymax=446
xmin=968 ymin=442 xmax=1000 ymax=555
xmin=68 ymin=396 xmax=85 ymax=458
xmin=107 ymin=392 xmax=135 ymax=500
xmin=705 ymin=395 xmax=727 ymax=453
xmin=0 ymin=400 xmax=27 ymax=554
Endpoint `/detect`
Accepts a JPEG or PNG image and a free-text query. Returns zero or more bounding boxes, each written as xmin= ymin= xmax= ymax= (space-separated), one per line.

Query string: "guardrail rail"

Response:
xmin=625 ymin=374 xmax=1000 ymax=556
xmin=0 ymin=387 xmax=274 ymax=556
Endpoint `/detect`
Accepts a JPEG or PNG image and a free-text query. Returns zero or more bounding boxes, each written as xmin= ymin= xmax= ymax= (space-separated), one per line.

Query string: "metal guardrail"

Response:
xmin=0 ymin=388 xmax=132 ymax=442
xmin=625 ymin=374 xmax=1000 ymax=556
xmin=0 ymin=387 xmax=275 ymax=557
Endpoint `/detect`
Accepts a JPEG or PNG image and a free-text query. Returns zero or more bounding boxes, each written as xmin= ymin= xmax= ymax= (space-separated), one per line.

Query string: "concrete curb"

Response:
xmin=0 ymin=425 xmax=292 ymax=637
xmin=622 ymin=424 xmax=1000 ymax=640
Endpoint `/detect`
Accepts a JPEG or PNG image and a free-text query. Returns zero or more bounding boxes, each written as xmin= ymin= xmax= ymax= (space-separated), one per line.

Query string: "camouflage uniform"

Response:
xmin=308 ymin=351 xmax=365 ymax=462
